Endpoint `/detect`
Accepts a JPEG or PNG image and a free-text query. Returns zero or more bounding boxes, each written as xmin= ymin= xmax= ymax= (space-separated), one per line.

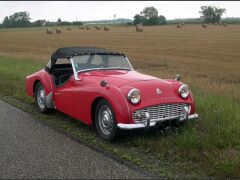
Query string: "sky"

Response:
xmin=0 ymin=1 xmax=240 ymax=23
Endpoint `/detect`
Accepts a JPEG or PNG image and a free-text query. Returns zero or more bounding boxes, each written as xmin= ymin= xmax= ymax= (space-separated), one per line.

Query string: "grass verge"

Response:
xmin=0 ymin=55 xmax=239 ymax=179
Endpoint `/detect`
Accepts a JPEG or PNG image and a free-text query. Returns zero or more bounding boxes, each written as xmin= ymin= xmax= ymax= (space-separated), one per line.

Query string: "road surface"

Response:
xmin=0 ymin=100 xmax=150 ymax=179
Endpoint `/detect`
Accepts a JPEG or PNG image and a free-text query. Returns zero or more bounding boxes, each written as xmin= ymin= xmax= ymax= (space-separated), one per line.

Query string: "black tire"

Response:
xmin=95 ymin=99 xmax=118 ymax=141
xmin=34 ymin=82 xmax=49 ymax=114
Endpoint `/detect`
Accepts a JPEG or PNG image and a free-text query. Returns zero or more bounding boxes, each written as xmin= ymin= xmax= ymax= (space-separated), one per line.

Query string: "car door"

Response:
xmin=53 ymin=75 xmax=78 ymax=117
xmin=52 ymin=58 xmax=80 ymax=117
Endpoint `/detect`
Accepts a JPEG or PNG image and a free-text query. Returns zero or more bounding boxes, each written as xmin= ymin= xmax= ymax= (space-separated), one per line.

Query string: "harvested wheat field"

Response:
xmin=1 ymin=24 xmax=240 ymax=178
xmin=0 ymin=25 xmax=239 ymax=100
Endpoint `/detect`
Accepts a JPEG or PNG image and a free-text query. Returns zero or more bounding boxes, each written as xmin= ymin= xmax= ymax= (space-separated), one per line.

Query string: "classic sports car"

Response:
xmin=25 ymin=47 xmax=198 ymax=141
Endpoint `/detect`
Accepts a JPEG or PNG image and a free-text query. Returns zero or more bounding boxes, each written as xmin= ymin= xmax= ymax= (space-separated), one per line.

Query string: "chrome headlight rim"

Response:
xmin=178 ymin=84 xmax=190 ymax=99
xmin=128 ymin=88 xmax=141 ymax=105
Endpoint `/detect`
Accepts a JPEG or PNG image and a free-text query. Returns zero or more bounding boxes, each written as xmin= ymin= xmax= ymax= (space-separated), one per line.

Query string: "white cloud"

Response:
xmin=0 ymin=1 xmax=239 ymax=23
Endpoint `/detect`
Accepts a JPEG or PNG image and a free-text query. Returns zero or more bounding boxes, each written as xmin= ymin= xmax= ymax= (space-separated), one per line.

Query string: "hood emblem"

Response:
xmin=156 ymin=88 xmax=162 ymax=95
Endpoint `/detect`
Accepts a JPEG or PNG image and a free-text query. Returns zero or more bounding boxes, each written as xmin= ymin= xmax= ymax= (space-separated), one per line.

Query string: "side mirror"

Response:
xmin=175 ymin=74 xmax=181 ymax=81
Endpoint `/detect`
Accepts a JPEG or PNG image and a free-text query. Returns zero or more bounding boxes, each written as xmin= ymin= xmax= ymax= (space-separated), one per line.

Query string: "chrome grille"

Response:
xmin=132 ymin=103 xmax=187 ymax=123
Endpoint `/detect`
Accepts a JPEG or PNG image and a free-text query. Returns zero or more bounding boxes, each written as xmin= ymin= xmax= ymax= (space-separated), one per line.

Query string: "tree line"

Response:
xmin=0 ymin=12 xmax=83 ymax=28
xmin=133 ymin=5 xmax=226 ymax=26
xmin=0 ymin=5 xmax=234 ymax=28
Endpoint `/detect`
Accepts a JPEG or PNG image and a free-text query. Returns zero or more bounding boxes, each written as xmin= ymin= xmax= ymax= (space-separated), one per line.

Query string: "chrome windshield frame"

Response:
xmin=70 ymin=57 xmax=81 ymax=81
xmin=70 ymin=55 xmax=133 ymax=81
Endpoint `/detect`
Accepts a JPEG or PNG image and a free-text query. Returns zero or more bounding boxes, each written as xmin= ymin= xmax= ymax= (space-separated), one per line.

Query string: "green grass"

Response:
xmin=0 ymin=55 xmax=240 ymax=178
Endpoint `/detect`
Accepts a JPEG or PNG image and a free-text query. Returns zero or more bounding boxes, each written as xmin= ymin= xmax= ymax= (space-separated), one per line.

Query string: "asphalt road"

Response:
xmin=0 ymin=100 xmax=149 ymax=179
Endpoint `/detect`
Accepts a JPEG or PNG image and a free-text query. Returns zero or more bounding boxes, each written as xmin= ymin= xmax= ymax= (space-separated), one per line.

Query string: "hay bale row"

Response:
xmin=46 ymin=28 xmax=62 ymax=34
xmin=79 ymin=26 xmax=85 ymax=30
xmin=210 ymin=22 xmax=227 ymax=26
xmin=136 ymin=24 xmax=143 ymax=32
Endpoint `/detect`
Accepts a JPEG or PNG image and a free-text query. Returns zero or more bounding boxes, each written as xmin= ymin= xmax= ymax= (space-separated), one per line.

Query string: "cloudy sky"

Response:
xmin=0 ymin=1 xmax=240 ymax=23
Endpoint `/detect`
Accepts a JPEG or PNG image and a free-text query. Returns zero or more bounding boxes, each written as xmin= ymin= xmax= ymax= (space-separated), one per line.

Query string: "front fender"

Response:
xmin=74 ymin=84 xmax=130 ymax=125
xmin=99 ymin=85 xmax=130 ymax=124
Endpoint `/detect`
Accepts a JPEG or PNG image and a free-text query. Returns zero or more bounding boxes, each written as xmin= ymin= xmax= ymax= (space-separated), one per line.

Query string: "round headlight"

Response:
xmin=178 ymin=84 xmax=190 ymax=99
xmin=128 ymin=89 xmax=141 ymax=104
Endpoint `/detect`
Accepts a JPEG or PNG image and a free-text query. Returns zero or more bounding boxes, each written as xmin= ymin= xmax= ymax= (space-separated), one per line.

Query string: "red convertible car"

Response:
xmin=25 ymin=47 xmax=198 ymax=141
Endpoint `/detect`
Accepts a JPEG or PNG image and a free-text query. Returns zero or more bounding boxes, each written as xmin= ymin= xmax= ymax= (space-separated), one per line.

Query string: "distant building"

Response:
xmin=34 ymin=19 xmax=47 ymax=26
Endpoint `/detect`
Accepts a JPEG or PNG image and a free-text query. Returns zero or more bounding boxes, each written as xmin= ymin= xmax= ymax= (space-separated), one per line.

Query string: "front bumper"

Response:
xmin=117 ymin=113 xmax=198 ymax=130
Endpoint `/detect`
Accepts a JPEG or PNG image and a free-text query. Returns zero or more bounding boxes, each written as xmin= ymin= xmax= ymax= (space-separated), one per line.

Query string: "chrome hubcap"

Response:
xmin=37 ymin=86 xmax=46 ymax=109
xmin=98 ymin=105 xmax=113 ymax=135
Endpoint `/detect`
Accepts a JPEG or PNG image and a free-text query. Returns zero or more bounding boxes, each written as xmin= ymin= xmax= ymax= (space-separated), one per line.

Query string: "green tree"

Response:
xmin=141 ymin=6 xmax=159 ymax=25
xmin=142 ymin=6 xmax=158 ymax=20
xmin=3 ymin=11 xmax=31 ymax=28
xmin=199 ymin=6 xmax=226 ymax=23
xmin=133 ymin=14 xmax=145 ymax=25
xmin=158 ymin=15 xmax=167 ymax=25
xmin=133 ymin=6 xmax=165 ymax=26
xmin=3 ymin=17 xmax=11 ymax=27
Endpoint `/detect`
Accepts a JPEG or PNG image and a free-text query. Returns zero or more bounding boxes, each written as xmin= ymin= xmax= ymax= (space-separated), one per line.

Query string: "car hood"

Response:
xmin=82 ymin=70 xmax=159 ymax=87
xmin=81 ymin=69 xmax=188 ymax=108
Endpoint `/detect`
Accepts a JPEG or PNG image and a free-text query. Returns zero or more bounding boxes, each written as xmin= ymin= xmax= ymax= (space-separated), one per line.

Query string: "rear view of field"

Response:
xmin=0 ymin=25 xmax=239 ymax=100
xmin=0 ymin=25 xmax=240 ymax=178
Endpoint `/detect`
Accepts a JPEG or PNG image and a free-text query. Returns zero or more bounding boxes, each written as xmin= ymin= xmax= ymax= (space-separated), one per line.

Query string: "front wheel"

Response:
xmin=35 ymin=82 xmax=49 ymax=113
xmin=95 ymin=99 xmax=118 ymax=141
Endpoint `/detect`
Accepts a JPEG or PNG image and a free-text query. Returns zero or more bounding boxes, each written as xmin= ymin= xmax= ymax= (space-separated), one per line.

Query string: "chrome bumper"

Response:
xmin=117 ymin=113 xmax=199 ymax=130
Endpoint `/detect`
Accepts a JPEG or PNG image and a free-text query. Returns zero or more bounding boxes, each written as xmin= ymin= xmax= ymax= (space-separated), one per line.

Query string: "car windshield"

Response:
xmin=72 ymin=54 xmax=133 ymax=73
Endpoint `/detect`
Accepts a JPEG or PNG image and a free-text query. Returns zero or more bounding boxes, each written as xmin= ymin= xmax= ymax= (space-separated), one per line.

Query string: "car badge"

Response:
xmin=156 ymin=88 xmax=162 ymax=95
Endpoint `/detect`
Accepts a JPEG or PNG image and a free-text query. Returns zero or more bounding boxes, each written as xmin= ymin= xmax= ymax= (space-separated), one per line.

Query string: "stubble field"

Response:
xmin=0 ymin=24 xmax=240 ymax=178
xmin=0 ymin=24 xmax=240 ymax=100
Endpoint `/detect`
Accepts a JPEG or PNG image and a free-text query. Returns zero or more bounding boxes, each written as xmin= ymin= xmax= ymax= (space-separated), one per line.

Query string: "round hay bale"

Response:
xmin=218 ymin=22 xmax=223 ymax=25
xmin=181 ymin=23 xmax=185 ymax=26
xmin=56 ymin=28 xmax=61 ymax=34
xmin=223 ymin=22 xmax=227 ymax=27
xmin=46 ymin=28 xmax=53 ymax=34
xmin=177 ymin=24 xmax=182 ymax=28
xmin=86 ymin=26 xmax=90 ymax=30
xmin=67 ymin=27 xmax=72 ymax=31
xmin=104 ymin=27 xmax=110 ymax=31
xmin=214 ymin=22 xmax=218 ymax=26
xmin=202 ymin=23 xmax=208 ymax=28
xmin=95 ymin=26 xmax=101 ymax=30
xmin=136 ymin=24 xmax=143 ymax=32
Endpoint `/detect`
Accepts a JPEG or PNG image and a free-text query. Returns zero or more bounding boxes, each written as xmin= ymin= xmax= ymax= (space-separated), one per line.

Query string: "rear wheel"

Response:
xmin=95 ymin=99 xmax=118 ymax=141
xmin=35 ymin=82 xmax=48 ymax=113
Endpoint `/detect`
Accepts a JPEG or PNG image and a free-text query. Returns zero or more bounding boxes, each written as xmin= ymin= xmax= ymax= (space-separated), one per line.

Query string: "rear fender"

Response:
xmin=25 ymin=69 xmax=54 ymax=108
